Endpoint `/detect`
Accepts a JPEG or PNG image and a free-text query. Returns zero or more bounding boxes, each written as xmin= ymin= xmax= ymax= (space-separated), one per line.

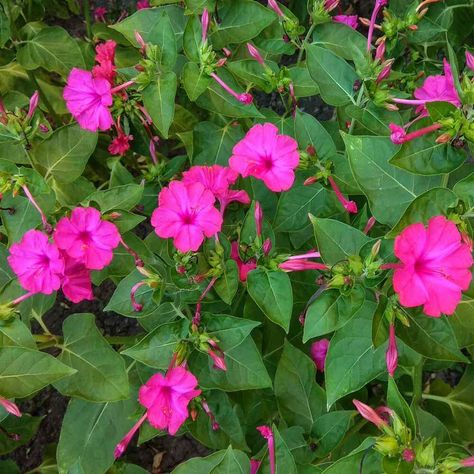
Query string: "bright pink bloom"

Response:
xmin=63 ymin=68 xmax=113 ymax=132
xmin=0 ymin=397 xmax=21 ymax=417
xmin=229 ymin=123 xmax=299 ymax=192
xmin=414 ymin=59 xmax=461 ymax=108
xmin=230 ymin=242 xmax=257 ymax=282
xmin=61 ymin=254 xmax=93 ymax=304
xmin=250 ymin=459 xmax=262 ymax=474
xmin=333 ymin=15 xmax=358 ymax=29
xmin=389 ymin=123 xmax=406 ymax=144
xmin=466 ymin=51 xmax=474 ymax=71
xmin=310 ymin=339 xmax=330 ymax=372
xmin=92 ymin=40 xmax=117 ymax=84
xmin=353 ymin=399 xmax=388 ymax=429
xmin=94 ymin=7 xmax=107 ymax=22
xmin=95 ymin=40 xmax=116 ymax=64
xmin=393 ymin=216 xmax=473 ymax=317
xmin=139 ymin=367 xmax=201 ymax=435
xmin=108 ymin=132 xmax=133 ymax=156
xmin=386 ymin=324 xmax=398 ymax=377
xmin=136 ymin=0 xmax=150 ymax=9
xmin=201 ymin=8 xmax=209 ymax=43
xmin=92 ymin=61 xmax=116 ymax=84
xmin=26 ymin=91 xmax=39 ymax=121
xmin=268 ymin=0 xmax=284 ymax=17
xmin=247 ymin=43 xmax=265 ymax=65
xmin=151 ymin=181 xmax=223 ymax=253
xmin=257 ymin=426 xmax=275 ymax=474
xmin=327 ymin=176 xmax=357 ymax=214
xmin=54 ymin=207 xmax=121 ymax=271
xmin=181 ymin=165 xmax=250 ymax=214
xmin=8 ymin=230 xmax=64 ymax=295
xmin=461 ymin=456 xmax=474 ymax=467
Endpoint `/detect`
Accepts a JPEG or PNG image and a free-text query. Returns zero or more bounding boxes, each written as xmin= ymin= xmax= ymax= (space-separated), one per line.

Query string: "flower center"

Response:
xmin=262 ymin=154 xmax=274 ymax=170
xmin=181 ymin=212 xmax=196 ymax=225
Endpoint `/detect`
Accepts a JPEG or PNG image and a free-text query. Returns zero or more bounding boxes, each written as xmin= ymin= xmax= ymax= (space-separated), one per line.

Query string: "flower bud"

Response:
xmin=247 ymin=43 xmax=265 ymax=65
xmin=375 ymin=435 xmax=399 ymax=456
xmin=466 ymin=51 xmax=474 ymax=71
xmin=26 ymin=91 xmax=39 ymax=121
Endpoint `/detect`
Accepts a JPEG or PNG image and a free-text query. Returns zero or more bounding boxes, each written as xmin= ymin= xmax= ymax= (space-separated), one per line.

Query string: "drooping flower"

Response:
xmin=327 ymin=176 xmax=358 ymax=214
xmin=389 ymin=122 xmax=442 ymax=145
xmin=61 ymin=254 xmax=94 ymax=304
xmin=250 ymin=459 xmax=262 ymax=474
xmin=108 ymin=131 xmax=133 ymax=156
xmin=207 ymin=339 xmax=227 ymax=371
xmin=386 ymin=324 xmax=398 ymax=377
xmin=209 ymin=72 xmax=254 ymax=105
xmin=392 ymin=216 xmax=473 ymax=317
xmin=268 ymin=0 xmax=284 ymax=17
xmin=54 ymin=207 xmax=121 ymax=271
xmin=367 ymin=0 xmax=388 ymax=51
xmin=353 ymin=400 xmax=389 ymax=429
xmin=229 ymin=123 xmax=299 ymax=192
xmin=136 ymin=0 xmax=150 ymax=9
xmin=257 ymin=426 xmax=275 ymax=474
xmin=333 ymin=15 xmax=358 ymax=29
xmin=247 ymin=43 xmax=265 ymax=65
xmin=310 ymin=339 xmax=330 ymax=372
xmin=0 ymin=397 xmax=21 ymax=417
xmin=26 ymin=91 xmax=39 ymax=121
xmin=230 ymin=242 xmax=257 ymax=282
xmin=8 ymin=230 xmax=64 ymax=295
xmin=63 ymin=68 xmax=113 ymax=132
xmin=151 ymin=181 xmax=223 ymax=253
xmin=92 ymin=40 xmax=117 ymax=84
xmin=181 ymin=165 xmax=250 ymax=214
xmin=466 ymin=51 xmax=474 ymax=71
xmin=94 ymin=6 xmax=107 ymax=22
xmin=139 ymin=367 xmax=201 ymax=435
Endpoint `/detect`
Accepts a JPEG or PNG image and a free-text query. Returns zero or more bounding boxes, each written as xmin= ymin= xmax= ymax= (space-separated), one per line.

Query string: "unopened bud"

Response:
xmin=435 ymin=132 xmax=451 ymax=144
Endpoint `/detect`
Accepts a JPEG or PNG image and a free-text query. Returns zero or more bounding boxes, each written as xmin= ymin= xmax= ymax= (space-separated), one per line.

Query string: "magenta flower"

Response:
xmin=61 ymin=254 xmax=93 ymax=304
xmin=108 ymin=132 xmax=133 ymax=156
xmin=181 ymin=165 xmax=250 ymax=214
xmin=353 ymin=399 xmax=388 ymax=429
xmin=254 ymin=201 xmax=263 ymax=237
xmin=63 ymin=68 xmax=113 ymax=132
xmin=247 ymin=43 xmax=265 ymax=65
xmin=95 ymin=40 xmax=116 ymax=64
xmin=389 ymin=122 xmax=442 ymax=145
xmin=466 ymin=51 xmax=474 ymax=71
xmin=8 ymin=230 xmax=64 ymax=295
xmin=310 ymin=339 xmax=330 ymax=372
xmin=333 ymin=15 xmax=358 ymax=29
xmin=136 ymin=0 xmax=150 ymax=9
xmin=151 ymin=181 xmax=223 ymax=253
xmin=209 ymin=72 xmax=254 ymax=105
xmin=54 ymin=207 xmax=121 ymax=271
xmin=230 ymin=242 xmax=257 ymax=282
xmin=93 ymin=6 xmax=107 ymax=22
xmin=139 ymin=367 xmax=201 ymax=435
xmin=201 ymin=8 xmax=209 ymax=43
xmin=92 ymin=40 xmax=117 ymax=84
xmin=327 ymin=176 xmax=358 ymax=214
xmin=250 ymin=459 xmax=262 ymax=474
xmin=229 ymin=123 xmax=299 ymax=192
xmin=402 ymin=449 xmax=415 ymax=463
xmin=461 ymin=456 xmax=474 ymax=467
xmin=386 ymin=324 xmax=398 ymax=377
xmin=393 ymin=216 xmax=473 ymax=317
xmin=267 ymin=0 xmax=284 ymax=17
xmin=0 ymin=397 xmax=21 ymax=418
xmin=26 ymin=91 xmax=39 ymax=121
xmin=367 ymin=0 xmax=388 ymax=51
xmin=257 ymin=426 xmax=275 ymax=474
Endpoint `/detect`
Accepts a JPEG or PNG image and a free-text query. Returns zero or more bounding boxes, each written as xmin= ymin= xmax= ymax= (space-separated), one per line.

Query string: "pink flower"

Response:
xmin=254 ymin=201 xmax=263 ymax=237
xmin=386 ymin=324 xmax=398 ymax=377
xmin=402 ymin=449 xmax=415 ymax=463
xmin=279 ymin=260 xmax=328 ymax=272
xmin=136 ymin=0 xmax=150 ymax=9
xmin=311 ymin=339 xmax=330 ymax=372
xmin=268 ymin=0 xmax=284 ymax=17
xmin=0 ymin=397 xmax=21 ymax=417
xmin=108 ymin=132 xmax=133 ymax=156
xmin=324 ymin=0 xmax=339 ymax=11
xmin=389 ymin=122 xmax=442 ymax=145
xmin=250 ymin=459 xmax=262 ymax=474
xmin=95 ymin=40 xmax=116 ymax=64
xmin=414 ymin=59 xmax=461 ymax=108
xmin=327 ymin=176 xmax=358 ymax=214
xmin=466 ymin=51 xmax=474 ymax=71
xmin=201 ymin=8 xmax=209 ymax=43
xmin=230 ymin=242 xmax=257 ymax=282
xmin=63 ymin=68 xmax=113 ymax=132
xmin=209 ymin=72 xmax=254 ymax=105
xmin=8 ymin=230 xmax=64 ymax=295
xmin=353 ymin=400 xmax=388 ymax=429
xmin=207 ymin=340 xmax=227 ymax=371
xmin=61 ymin=254 xmax=94 ymax=303
xmin=389 ymin=123 xmax=406 ymax=144
xmin=375 ymin=41 xmax=386 ymax=61
xmin=26 ymin=91 xmax=39 ymax=121
xmin=257 ymin=426 xmax=275 ymax=474
xmin=461 ymin=456 xmax=474 ymax=467
xmin=229 ymin=123 xmax=299 ymax=192
xmin=367 ymin=0 xmax=388 ymax=51
xmin=181 ymin=165 xmax=250 ymax=214
xmin=393 ymin=216 xmax=473 ymax=317
xmin=333 ymin=15 xmax=358 ymax=29
xmin=151 ymin=181 xmax=223 ymax=253
xmin=247 ymin=43 xmax=265 ymax=65
xmin=94 ymin=6 xmax=107 ymax=22
xmin=54 ymin=207 xmax=121 ymax=271
xmin=139 ymin=367 xmax=201 ymax=435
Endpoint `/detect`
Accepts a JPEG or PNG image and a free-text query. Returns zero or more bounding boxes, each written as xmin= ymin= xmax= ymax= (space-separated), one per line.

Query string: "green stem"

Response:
xmin=26 ymin=70 xmax=60 ymax=125
xmin=412 ymin=361 xmax=423 ymax=406
xmin=441 ymin=173 xmax=449 ymax=188
xmin=296 ymin=23 xmax=316 ymax=66
xmin=84 ymin=0 xmax=92 ymax=39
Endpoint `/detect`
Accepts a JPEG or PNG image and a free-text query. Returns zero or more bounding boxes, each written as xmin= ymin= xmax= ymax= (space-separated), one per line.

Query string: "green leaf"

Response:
xmin=453 ymin=172 xmax=474 ymax=209
xmin=148 ymin=10 xmax=177 ymax=68
xmin=306 ymin=44 xmax=357 ymax=106
xmin=0 ymin=194 xmax=40 ymax=243
xmin=287 ymin=66 xmax=320 ymax=97
xmin=0 ymin=346 xmax=75 ymax=398
xmin=387 ymin=377 xmax=416 ymax=434
xmin=142 ymin=71 xmax=177 ymax=138
xmin=0 ymin=415 xmax=43 ymax=455
xmin=450 ymin=291 xmax=474 ymax=348
xmin=17 ymin=26 xmax=85 ymax=77
xmin=346 ymin=103 xmax=402 ymax=136
xmin=214 ymin=259 xmax=239 ymax=305
xmin=311 ymin=217 xmax=371 ymax=265
xmin=172 ymin=446 xmax=250 ymax=473
xmin=54 ymin=314 xmax=129 ymax=402
xmin=325 ymin=301 xmax=385 ymax=408
xmin=122 ymin=319 xmax=189 ymax=369
xmin=342 ymin=134 xmax=442 ymax=226
xmin=303 ymin=286 xmax=365 ymax=341
xmin=183 ymin=15 xmax=201 ymax=62
xmin=0 ymin=319 xmax=36 ymax=348
xmin=33 ymin=124 xmax=98 ymax=183
xmin=312 ymin=411 xmax=354 ymax=458
xmin=0 ymin=7 xmax=11 ymax=49
xmin=247 ymin=269 xmax=293 ymax=332
xmin=182 ymin=61 xmax=211 ymax=101
xmin=274 ymin=341 xmax=326 ymax=433
xmin=89 ymin=183 xmax=144 ymax=212
xmin=397 ymin=311 xmax=468 ymax=362
xmin=390 ymin=136 xmax=466 ymax=175
xmin=210 ymin=0 xmax=277 ymax=49
xmin=387 ymin=188 xmax=458 ymax=237
xmin=57 ymin=398 xmax=139 ymax=474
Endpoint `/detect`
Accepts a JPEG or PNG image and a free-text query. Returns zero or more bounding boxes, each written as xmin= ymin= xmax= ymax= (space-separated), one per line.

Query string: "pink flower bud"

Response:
xmin=353 ymin=400 xmax=388 ymax=429
xmin=254 ymin=202 xmax=263 ymax=237
xmin=461 ymin=456 xmax=474 ymax=467
xmin=327 ymin=176 xmax=358 ymax=214
xmin=375 ymin=41 xmax=386 ymax=61
xmin=26 ymin=91 xmax=39 ymax=121
xmin=0 ymin=397 xmax=21 ymax=417
xmin=386 ymin=324 xmax=398 ymax=377
xmin=268 ymin=0 xmax=284 ymax=17
xmin=201 ymin=8 xmax=209 ymax=43
xmin=402 ymin=449 xmax=415 ymax=463
xmin=304 ymin=176 xmax=318 ymax=186
xmin=389 ymin=123 xmax=406 ymax=144
xmin=222 ymin=47 xmax=232 ymax=57
xmin=247 ymin=43 xmax=265 ymax=65
xmin=376 ymin=60 xmax=393 ymax=84
xmin=324 ymin=0 xmax=339 ymax=12
xmin=39 ymin=124 xmax=49 ymax=133
xmin=310 ymin=339 xmax=330 ymax=372
xmin=363 ymin=216 xmax=376 ymax=235
xmin=134 ymin=31 xmax=146 ymax=53
xmin=208 ymin=339 xmax=227 ymax=371
xmin=466 ymin=51 xmax=474 ymax=71
xmin=250 ymin=459 xmax=262 ymax=474
xmin=279 ymin=260 xmax=328 ymax=272
xmin=130 ymin=281 xmax=146 ymax=312
xmin=239 ymin=93 xmax=254 ymax=104
xmin=114 ymin=413 xmax=147 ymax=459
xmin=263 ymin=238 xmax=272 ymax=255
